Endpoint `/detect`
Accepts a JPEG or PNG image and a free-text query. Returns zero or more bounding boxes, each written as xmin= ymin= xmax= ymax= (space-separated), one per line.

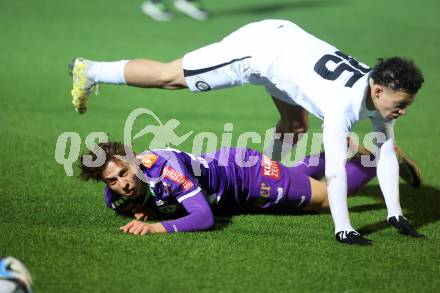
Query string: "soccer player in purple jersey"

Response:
xmin=78 ymin=142 xmax=421 ymax=244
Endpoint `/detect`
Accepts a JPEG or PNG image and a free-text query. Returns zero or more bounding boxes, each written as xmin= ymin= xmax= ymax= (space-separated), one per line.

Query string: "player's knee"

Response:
xmin=291 ymin=120 xmax=309 ymax=135
xmin=277 ymin=119 xmax=308 ymax=134
xmin=160 ymin=60 xmax=187 ymax=89
xmin=276 ymin=119 xmax=308 ymax=143
xmin=320 ymin=198 xmax=329 ymax=209
xmin=159 ymin=73 xmax=186 ymax=89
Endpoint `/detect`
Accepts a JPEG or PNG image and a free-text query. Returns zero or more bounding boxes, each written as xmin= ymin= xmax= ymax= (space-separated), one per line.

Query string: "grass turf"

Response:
xmin=0 ymin=0 xmax=439 ymax=291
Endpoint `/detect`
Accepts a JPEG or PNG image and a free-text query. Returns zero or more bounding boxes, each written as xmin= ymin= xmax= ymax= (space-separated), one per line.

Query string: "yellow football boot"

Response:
xmin=69 ymin=58 xmax=97 ymax=114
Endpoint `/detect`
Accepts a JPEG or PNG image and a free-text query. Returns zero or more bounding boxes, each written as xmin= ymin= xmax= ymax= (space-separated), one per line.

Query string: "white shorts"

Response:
xmin=182 ymin=19 xmax=298 ymax=106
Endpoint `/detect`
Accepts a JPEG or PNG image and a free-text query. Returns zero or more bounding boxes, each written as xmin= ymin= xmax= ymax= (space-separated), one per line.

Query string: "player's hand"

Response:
xmin=120 ymin=220 xmax=151 ymax=235
xmin=388 ymin=215 xmax=424 ymax=238
xmin=335 ymin=230 xmax=372 ymax=246
xmin=120 ymin=220 xmax=166 ymax=235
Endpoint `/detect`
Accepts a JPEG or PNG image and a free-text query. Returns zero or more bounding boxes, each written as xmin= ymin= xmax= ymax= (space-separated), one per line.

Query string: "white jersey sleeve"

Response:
xmin=322 ymin=113 xmax=355 ymax=233
xmin=370 ymin=114 xmax=402 ymax=219
xmin=370 ymin=113 xmax=395 ymax=146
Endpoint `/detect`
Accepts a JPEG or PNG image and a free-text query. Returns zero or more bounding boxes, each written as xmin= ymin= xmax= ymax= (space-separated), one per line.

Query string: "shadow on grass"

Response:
xmin=213 ymin=216 xmax=233 ymax=231
xmin=213 ymin=184 xmax=440 ymax=235
xmin=354 ymin=184 xmax=440 ymax=236
xmin=212 ymin=0 xmax=344 ymax=18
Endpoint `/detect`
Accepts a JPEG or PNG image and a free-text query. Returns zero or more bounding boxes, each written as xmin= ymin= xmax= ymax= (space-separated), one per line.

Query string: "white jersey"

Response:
xmin=184 ymin=19 xmax=392 ymax=133
xmin=248 ymin=20 xmax=384 ymax=130
xmin=183 ymin=19 xmax=399 ymax=233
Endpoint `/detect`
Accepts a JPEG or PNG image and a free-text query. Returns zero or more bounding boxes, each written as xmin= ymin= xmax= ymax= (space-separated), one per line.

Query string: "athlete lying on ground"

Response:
xmin=79 ymin=142 xmax=423 ymax=245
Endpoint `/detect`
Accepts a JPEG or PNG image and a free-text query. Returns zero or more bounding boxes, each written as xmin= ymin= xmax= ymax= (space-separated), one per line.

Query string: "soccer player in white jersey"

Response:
xmin=70 ymin=19 xmax=424 ymax=245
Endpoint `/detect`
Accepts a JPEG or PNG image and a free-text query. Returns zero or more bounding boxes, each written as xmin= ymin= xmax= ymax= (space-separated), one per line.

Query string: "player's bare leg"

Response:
xmin=70 ymin=57 xmax=186 ymax=113
xmin=394 ymin=146 xmax=423 ymax=188
xmin=124 ymin=58 xmax=187 ymax=89
xmin=350 ymin=140 xmax=423 ymax=189
xmin=303 ymin=177 xmax=329 ymax=211
xmin=267 ymin=97 xmax=309 ymax=161
xmin=272 ymin=97 xmax=309 ymax=144
xmin=301 ymin=148 xmax=377 ymax=213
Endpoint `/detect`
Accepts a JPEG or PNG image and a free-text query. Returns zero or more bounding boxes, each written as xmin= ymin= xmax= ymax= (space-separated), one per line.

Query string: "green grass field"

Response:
xmin=1 ymin=0 xmax=439 ymax=291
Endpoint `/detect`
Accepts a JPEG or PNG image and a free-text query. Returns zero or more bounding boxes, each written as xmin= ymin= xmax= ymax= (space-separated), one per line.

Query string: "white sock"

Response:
xmin=87 ymin=60 xmax=128 ymax=84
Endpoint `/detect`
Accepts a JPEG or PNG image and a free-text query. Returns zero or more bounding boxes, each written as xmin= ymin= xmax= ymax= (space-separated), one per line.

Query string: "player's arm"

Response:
xmin=120 ymin=190 xmax=214 ymax=235
xmin=323 ymin=121 xmax=350 ymax=230
xmin=323 ymin=117 xmax=372 ymax=245
xmin=160 ymin=190 xmax=215 ymax=233
xmin=370 ymin=117 xmax=423 ymax=237
xmin=121 ymin=156 xmax=215 ymax=235
xmin=370 ymin=117 xmax=402 ymax=218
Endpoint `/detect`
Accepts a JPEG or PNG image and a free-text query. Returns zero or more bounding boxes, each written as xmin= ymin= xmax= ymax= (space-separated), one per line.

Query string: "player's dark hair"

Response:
xmin=78 ymin=141 xmax=131 ymax=182
xmin=370 ymin=57 xmax=424 ymax=94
